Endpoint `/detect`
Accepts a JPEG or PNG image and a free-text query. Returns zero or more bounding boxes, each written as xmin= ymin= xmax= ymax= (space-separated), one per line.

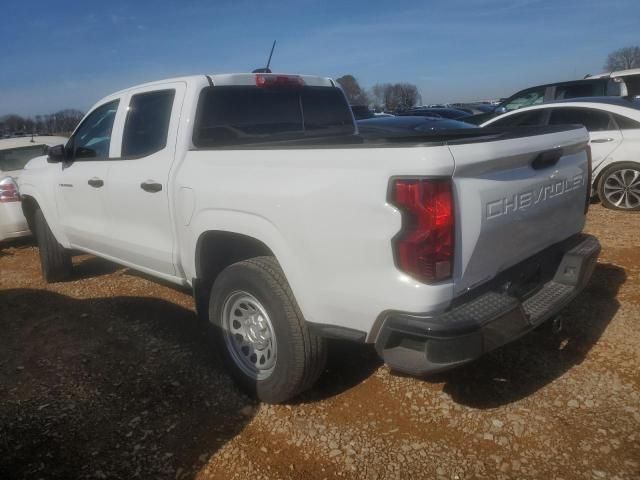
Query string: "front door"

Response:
xmin=55 ymin=99 xmax=120 ymax=254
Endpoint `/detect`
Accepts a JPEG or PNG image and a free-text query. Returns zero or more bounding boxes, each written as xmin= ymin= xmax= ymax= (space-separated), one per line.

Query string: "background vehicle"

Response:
xmin=0 ymin=136 xmax=67 ymax=241
xmin=398 ymin=107 xmax=472 ymax=120
xmin=481 ymin=98 xmax=640 ymax=211
xmin=357 ymin=115 xmax=476 ymax=137
xmin=467 ymin=76 xmax=631 ymax=124
xmin=18 ymin=73 xmax=598 ymax=403
xmin=350 ymin=105 xmax=375 ymax=120
xmin=585 ymin=68 xmax=640 ymax=98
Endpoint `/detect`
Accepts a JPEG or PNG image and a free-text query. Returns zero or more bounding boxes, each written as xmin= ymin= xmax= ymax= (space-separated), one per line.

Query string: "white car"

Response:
xmin=0 ymin=136 xmax=68 ymax=241
xmin=481 ymin=98 xmax=640 ymax=211
xmin=18 ymin=73 xmax=599 ymax=402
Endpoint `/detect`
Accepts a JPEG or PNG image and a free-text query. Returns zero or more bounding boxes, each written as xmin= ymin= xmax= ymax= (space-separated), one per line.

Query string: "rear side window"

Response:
xmin=613 ymin=113 xmax=640 ymax=130
xmin=489 ymin=109 xmax=547 ymax=127
xmin=548 ymin=107 xmax=614 ymax=132
xmin=193 ymin=86 xmax=354 ymax=147
xmin=122 ymin=90 xmax=175 ymax=157
xmin=0 ymin=144 xmax=48 ymax=172
xmin=554 ymin=82 xmax=603 ymax=99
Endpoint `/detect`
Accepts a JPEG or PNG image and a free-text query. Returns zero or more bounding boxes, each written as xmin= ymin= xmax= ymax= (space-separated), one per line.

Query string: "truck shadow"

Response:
xmin=0 ymin=289 xmax=253 ymax=480
xmin=436 ymin=262 xmax=625 ymax=408
xmin=0 ymin=237 xmax=35 ymax=257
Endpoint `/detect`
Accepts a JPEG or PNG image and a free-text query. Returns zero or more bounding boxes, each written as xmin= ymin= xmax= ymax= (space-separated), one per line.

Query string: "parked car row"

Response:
xmin=0 ymin=136 xmax=67 ymax=241
xmin=481 ymin=97 xmax=640 ymax=211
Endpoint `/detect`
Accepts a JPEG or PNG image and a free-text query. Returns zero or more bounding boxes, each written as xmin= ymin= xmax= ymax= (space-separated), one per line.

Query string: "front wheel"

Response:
xmin=33 ymin=208 xmax=72 ymax=282
xmin=597 ymin=162 xmax=640 ymax=211
xmin=208 ymin=256 xmax=326 ymax=403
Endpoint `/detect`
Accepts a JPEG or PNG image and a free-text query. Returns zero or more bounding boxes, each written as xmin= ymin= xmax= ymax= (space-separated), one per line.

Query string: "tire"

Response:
xmin=208 ymin=256 xmax=326 ymax=403
xmin=34 ymin=208 xmax=72 ymax=282
xmin=597 ymin=162 xmax=640 ymax=211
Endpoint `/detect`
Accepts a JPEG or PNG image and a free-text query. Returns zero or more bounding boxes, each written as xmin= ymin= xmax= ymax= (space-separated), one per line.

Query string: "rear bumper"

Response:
xmin=374 ymin=234 xmax=600 ymax=376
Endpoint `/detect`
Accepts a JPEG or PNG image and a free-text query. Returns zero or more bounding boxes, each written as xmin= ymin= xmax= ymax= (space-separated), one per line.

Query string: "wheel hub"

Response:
xmin=603 ymin=168 xmax=640 ymax=210
xmin=221 ymin=291 xmax=277 ymax=380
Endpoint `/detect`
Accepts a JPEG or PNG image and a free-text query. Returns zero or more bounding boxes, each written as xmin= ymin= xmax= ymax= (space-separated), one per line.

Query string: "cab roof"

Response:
xmin=110 ymin=73 xmax=335 ymax=97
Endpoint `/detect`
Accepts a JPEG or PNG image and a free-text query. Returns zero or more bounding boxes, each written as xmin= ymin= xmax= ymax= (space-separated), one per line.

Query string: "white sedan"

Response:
xmin=0 ymin=136 xmax=68 ymax=241
xmin=481 ymin=98 xmax=640 ymax=211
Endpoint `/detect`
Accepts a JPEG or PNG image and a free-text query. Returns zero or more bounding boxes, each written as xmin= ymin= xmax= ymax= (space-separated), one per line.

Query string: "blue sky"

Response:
xmin=1 ymin=0 xmax=638 ymax=115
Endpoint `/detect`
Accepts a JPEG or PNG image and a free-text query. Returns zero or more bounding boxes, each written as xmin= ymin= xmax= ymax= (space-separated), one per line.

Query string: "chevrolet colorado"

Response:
xmin=18 ymin=73 xmax=600 ymax=403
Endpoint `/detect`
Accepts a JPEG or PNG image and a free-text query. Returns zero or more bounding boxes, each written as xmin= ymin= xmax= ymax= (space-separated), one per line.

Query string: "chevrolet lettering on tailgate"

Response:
xmin=486 ymin=173 xmax=585 ymax=220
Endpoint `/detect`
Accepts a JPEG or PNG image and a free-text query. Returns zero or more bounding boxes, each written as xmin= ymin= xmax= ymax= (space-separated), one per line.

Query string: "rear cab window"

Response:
xmin=193 ymin=85 xmax=354 ymax=147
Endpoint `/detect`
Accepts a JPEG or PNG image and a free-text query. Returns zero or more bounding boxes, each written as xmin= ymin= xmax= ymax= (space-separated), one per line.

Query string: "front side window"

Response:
xmin=122 ymin=90 xmax=175 ymax=158
xmin=489 ymin=109 xmax=547 ymax=127
xmin=193 ymin=85 xmax=354 ymax=147
xmin=68 ymin=100 xmax=119 ymax=160
xmin=548 ymin=107 xmax=614 ymax=132
xmin=503 ymin=88 xmax=546 ymax=112
xmin=0 ymin=144 xmax=48 ymax=172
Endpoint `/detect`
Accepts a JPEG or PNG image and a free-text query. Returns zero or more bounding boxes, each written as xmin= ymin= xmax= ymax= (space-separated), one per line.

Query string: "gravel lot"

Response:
xmin=1 ymin=204 xmax=639 ymax=480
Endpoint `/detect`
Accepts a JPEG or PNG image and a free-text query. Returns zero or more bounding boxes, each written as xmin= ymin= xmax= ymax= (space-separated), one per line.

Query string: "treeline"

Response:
xmin=336 ymin=75 xmax=421 ymax=112
xmin=0 ymin=109 xmax=84 ymax=137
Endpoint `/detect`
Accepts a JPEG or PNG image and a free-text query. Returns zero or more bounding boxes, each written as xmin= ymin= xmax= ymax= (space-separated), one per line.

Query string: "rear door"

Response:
xmin=102 ymin=82 xmax=185 ymax=276
xmin=449 ymin=127 xmax=590 ymax=295
xmin=547 ymin=107 xmax=623 ymax=172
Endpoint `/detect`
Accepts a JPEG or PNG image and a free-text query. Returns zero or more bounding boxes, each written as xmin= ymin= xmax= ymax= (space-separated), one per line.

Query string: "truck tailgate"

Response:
xmin=449 ymin=126 xmax=590 ymax=296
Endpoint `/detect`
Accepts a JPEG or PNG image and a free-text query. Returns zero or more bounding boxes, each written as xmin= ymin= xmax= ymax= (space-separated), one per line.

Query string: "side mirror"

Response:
xmin=47 ymin=144 xmax=65 ymax=163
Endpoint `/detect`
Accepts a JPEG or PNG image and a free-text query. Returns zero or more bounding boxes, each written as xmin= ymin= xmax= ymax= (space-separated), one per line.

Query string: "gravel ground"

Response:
xmin=0 ymin=204 xmax=639 ymax=480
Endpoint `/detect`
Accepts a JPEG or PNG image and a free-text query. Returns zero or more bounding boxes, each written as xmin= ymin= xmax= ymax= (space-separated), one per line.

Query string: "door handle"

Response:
xmin=88 ymin=177 xmax=104 ymax=188
xmin=140 ymin=181 xmax=163 ymax=193
xmin=531 ymin=148 xmax=563 ymax=170
xmin=591 ymin=138 xmax=614 ymax=143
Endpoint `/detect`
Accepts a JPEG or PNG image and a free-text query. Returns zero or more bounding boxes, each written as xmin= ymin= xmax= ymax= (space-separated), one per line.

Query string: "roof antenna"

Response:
xmin=252 ymin=40 xmax=276 ymax=73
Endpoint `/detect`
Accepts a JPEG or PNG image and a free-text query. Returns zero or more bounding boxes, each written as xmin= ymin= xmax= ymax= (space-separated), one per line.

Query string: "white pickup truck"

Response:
xmin=18 ymin=73 xmax=600 ymax=403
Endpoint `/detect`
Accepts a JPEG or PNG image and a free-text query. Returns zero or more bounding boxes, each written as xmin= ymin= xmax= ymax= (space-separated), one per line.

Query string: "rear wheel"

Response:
xmin=208 ymin=256 xmax=326 ymax=403
xmin=597 ymin=162 xmax=640 ymax=211
xmin=34 ymin=208 xmax=72 ymax=282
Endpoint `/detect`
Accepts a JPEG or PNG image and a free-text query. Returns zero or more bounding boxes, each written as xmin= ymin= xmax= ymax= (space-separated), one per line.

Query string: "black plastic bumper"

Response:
xmin=374 ymin=234 xmax=601 ymax=376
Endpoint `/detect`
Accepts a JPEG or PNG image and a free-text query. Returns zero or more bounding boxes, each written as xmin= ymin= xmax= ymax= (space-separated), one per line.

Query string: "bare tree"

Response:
xmin=370 ymin=83 xmax=389 ymax=111
xmin=372 ymin=83 xmax=421 ymax=112
xmin=604 ymin=46 xmax=640 ymax=71
xmin=0 ymin=109 xmax=84 ymax=136
xmin=335 ymin=75 xmax=369 ymax=105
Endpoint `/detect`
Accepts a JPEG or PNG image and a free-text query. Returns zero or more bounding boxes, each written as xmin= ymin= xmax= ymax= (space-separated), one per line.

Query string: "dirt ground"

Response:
xmin=1 ymin=204 xmax=639 ymax=480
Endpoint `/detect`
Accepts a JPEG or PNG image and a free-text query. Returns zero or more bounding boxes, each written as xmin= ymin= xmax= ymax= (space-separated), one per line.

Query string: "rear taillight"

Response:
xmin=0 ymin=177 xmax=20 ymax=203
xmin=390 ymin=178 xmax=454 ymax=283
xmin=585 ymin=146 xmax=592 ymax=214
xmin=255 ymin=74 xmax=304 ymax=88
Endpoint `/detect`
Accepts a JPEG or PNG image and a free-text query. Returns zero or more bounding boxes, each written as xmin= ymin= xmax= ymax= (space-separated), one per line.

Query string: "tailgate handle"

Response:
xmin=531 ymin=148 xmax=563 ymax=170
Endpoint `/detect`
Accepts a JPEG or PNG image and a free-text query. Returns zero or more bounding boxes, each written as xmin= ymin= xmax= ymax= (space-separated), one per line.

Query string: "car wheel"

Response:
xmin=597 ymin=162 xmax=640 ymax=211
xmin=33 ymin=208 xmax=72 ymax=282
xmin=208 ymin=256 xmax=327 ymax=403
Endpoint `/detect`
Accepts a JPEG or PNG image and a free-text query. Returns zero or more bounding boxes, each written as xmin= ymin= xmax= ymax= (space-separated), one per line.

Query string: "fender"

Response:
xmin=183 ymin=208 xmax=318 ymax=324
xmin=19 ymin=184 xmax=71 ymax=248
